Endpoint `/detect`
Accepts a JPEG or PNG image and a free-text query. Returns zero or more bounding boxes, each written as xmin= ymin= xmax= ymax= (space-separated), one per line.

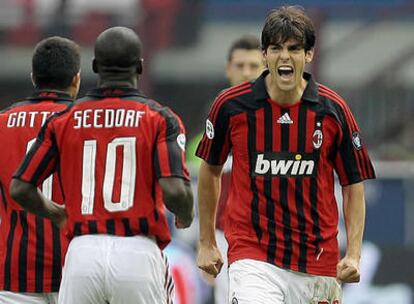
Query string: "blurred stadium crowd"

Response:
xmin=0 ymin=0 xmax=413 ymax=303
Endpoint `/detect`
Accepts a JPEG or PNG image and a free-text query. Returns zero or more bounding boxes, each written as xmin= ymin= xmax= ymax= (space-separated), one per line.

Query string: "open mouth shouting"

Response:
xmin=277 ymin=65 xmax=294 ymax=81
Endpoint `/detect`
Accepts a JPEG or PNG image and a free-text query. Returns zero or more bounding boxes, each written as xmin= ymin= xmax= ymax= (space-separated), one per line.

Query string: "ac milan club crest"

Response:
xmin=312 ymin=129 xmax=323 ymax=149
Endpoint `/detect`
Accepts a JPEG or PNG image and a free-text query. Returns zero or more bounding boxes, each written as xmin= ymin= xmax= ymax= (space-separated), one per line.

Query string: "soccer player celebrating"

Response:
xmin=0 ymin=37 xmax=80 ymax=304
xmin=11 ymin=27 xmax=194 ymax=304
xmin=196 ymin=6 xmax=375 ymax=304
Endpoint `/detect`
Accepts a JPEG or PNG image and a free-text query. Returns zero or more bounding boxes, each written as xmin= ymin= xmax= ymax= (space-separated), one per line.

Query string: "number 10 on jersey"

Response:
xmin=81 ymin=137 xmax=137 ymax=215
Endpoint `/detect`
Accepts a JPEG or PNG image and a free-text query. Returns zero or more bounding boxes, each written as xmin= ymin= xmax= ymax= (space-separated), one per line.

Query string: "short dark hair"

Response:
xmin=94 ymin=27 xmax=142 ymax=73
xmin=227 ymin=35 xmax=261 ymax=62
xmin=261 ymin=6 xmax=315 ymax=52
xmin=32 ymin=37 xmax=80 ymax=90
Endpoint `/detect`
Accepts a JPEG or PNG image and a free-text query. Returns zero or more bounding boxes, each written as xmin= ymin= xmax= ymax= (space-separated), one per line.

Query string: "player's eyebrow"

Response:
xmin=288 ymin=43 xmax=303 ymax=49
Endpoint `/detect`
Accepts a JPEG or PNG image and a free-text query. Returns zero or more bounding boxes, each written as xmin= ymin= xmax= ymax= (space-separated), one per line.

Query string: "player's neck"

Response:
xmin=98 ymin=75 xmax=138 ymax=89
xmin=35 ymin=87 xmax=72 ymax=97
xmin=265 ymin=74 xmax=307 ymax=105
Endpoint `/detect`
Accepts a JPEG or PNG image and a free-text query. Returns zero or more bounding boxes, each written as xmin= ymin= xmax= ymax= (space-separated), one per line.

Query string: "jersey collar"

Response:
xmin=252 ymin=69 xmax=319 ymax=103
xmin=86 ymin=87 xmax=145 ymax=98
xmin=28 ymin=90 xmax=73 ymax=102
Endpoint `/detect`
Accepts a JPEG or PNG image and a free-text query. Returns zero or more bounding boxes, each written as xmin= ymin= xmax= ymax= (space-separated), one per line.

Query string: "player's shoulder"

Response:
xmin=316 ymin=83 xmax=356 ymax=126
xmin=210 ymin=81 xmax=254 ymax=115
xmin=216 ymin=81 xmax=253 ymax=103
xmin=0 ymin=99 xmax=32 ymax=115
xmin=317 ymin=83 xmax=349 ymax=108
xmin=148 ymin=99 xmax=184 ymax=127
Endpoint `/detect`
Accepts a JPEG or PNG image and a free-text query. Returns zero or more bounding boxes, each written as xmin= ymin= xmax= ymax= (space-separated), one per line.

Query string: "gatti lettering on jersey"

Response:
xmin=73 ymin=109 xmax=145 ymax=129
xmin=253 ymin=152 xmax=317 ymax=177
xmin=7 ymin=111 xmax=54 ymax=127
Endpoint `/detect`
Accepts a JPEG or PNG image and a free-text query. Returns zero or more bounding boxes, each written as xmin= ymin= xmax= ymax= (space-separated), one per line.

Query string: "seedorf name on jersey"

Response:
xmin=253 ymin=152 xmax=317 ymax=177
xmin=73 ymin=109 xmax=145 ymax=129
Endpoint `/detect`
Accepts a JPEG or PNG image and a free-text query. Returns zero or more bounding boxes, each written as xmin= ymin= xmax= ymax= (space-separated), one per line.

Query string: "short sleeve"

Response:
xmin=154 ymin=108 xmax=190 ymax=181
xmin=333 ymin=101 xmax=376 ymax=186
xmin=13 ymin=118 xmax=59 ymax=186
xmin=195 ymin=93 xmax=232 ymax=165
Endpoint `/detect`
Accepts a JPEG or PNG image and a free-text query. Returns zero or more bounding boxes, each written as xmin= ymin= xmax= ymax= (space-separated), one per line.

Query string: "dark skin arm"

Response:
xmin=10 ymin=179 xmax=67 ymax=228
xmin=158 ymin=177 xmax=194 ymax=228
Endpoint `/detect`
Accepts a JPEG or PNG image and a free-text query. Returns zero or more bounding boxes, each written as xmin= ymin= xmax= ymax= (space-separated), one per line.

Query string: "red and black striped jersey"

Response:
xmin=0 ymin=91 xmax=72 ymax=292
xmin=196 ymin=70 xmax=375 ymax=277
xmin=14 ymin=87 xmax=190 ymax=250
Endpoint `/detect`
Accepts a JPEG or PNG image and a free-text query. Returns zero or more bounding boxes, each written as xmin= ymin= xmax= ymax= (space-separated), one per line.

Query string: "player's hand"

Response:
xmin=336 ymin=255 xmax=360 ymax=283
xmin=175 ymin=209 xmax=194 ymax=229
xmin=197 ymin=242 xmax=223 ymax=278
xmin=175 ymin=217 xmax=188 ymax=229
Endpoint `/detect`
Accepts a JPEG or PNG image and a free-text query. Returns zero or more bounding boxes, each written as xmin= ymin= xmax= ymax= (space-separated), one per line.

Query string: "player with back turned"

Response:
xmin=11 ymin=27 xmax=194 ymax=304
xmin=196 ymin=6 xmax=375 ymax=304
xmin=0 ymin=37 xmax=80 ymax=304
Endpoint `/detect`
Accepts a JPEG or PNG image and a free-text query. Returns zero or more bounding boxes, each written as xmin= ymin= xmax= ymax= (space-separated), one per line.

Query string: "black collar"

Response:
xmin=27 ymin=90 xmax=73 ymax=102
xmin=252 ymin=70 xmax=319 ymax=103
xmin=86 ymin=87 xmax=145 ymax=98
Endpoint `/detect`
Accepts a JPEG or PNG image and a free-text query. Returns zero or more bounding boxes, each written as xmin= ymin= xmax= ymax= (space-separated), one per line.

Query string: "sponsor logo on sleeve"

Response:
xmin=352 ymin=132 xmax=363 ymax=150
xmin=177 ymin=133 xmax=186 ymax=151
xmin=206 ymin=119 xmax=215 ymax=139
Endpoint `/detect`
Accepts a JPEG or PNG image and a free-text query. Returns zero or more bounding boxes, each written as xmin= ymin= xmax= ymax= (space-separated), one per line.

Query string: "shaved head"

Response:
xmin=94 ymin=27 xmax=142 ymax=72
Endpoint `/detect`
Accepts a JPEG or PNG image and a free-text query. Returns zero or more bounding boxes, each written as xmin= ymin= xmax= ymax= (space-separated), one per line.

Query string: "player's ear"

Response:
xmin=72 ymin=72 xmax=81 ymax=88
xmin=30 ymin=72 xmax=36 ymax=88
xmin=305 ymin=47 xmax=314 ymax=64
xmin=262 ymin=48 xmax=269 ymax=68
xmin=92 ymin=58 xmax=98 ymax=74
xmin=69 ymin=72 xmax=81 ymax=99
xmin=136 ymin=58 xmax=143 ymax=75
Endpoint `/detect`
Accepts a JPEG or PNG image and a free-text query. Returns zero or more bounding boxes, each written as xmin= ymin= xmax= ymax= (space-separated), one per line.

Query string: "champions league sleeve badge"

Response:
xmin=177 ymin=133 xmax=186 ymax=151
xmin=352 ymin=131 xmax=363 ymax=150
xmin=206 ymin=119 xmax=215 ymax=139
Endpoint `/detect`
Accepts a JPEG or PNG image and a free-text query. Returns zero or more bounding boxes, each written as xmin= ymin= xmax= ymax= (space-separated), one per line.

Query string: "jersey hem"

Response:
xmin=228 ymin=254 xmax=337 ymax=277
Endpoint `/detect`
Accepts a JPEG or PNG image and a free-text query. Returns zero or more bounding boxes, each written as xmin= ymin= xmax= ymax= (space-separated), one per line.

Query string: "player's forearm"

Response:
xmin=10 ymin=179 xmax=57 ymax=220
xmin=342 ymin=182 xmax=366 ymax=259
xmin=159 ymin=177 xmax=194 ymax=227
xmin=198 ymin=161 xmax=222 ymax=245
xmin=167 ymin=181 xmax=194 ymax=225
